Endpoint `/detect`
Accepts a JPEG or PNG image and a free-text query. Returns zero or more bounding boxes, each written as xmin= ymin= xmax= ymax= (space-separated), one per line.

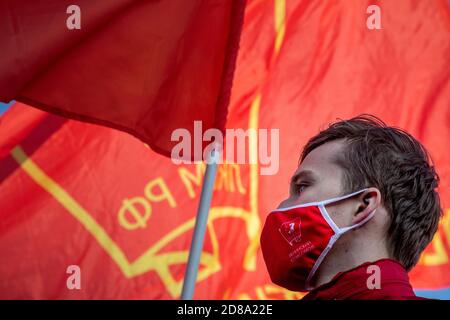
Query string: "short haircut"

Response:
xmin=300 ymin=114 xmax=442 ymax=271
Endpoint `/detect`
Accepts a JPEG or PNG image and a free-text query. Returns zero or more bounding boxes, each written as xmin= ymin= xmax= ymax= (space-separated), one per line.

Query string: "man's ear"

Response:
xmin=353 ymin=188 xmax=381 ymax=224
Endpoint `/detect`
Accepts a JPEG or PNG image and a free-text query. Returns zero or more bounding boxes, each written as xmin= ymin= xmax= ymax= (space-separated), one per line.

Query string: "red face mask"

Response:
xmin=260 ymin=189 xmax=376 ymax=291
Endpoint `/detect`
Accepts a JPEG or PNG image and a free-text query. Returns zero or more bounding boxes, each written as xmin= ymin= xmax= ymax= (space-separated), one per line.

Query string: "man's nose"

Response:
xmin=276 ymin=198 xmax=291 ymax=209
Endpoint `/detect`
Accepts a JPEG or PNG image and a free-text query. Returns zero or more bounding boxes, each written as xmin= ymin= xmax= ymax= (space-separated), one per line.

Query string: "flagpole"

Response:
xmin=181 ymin=149 xmax=219 ymax=300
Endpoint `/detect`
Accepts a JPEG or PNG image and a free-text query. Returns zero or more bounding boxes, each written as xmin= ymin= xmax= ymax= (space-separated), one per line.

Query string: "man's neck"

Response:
xmin=311 ymin=240 xmax=391 ymax=289
xmin=303 ymin=259 xmax=416 ymax=300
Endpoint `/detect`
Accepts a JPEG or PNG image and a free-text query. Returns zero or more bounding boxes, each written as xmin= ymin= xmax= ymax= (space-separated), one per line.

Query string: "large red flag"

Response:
xmin=0 ymin=0 xmax=245 ymax=158
xmin=0 ymin=0 xmax=449 ymax=299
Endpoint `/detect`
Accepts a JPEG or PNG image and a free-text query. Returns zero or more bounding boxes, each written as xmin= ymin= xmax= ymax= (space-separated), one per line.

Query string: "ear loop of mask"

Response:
xmin=316 ymin=188 xmax=369 ymax=234
xmin=271 ymin=188 xmax=369 ymax=213
xmin=305 ymin=188 xmax=376 ymax=290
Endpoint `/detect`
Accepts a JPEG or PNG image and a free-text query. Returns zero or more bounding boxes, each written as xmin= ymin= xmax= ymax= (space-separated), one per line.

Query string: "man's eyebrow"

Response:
xmin=290 ymin=170 xmax=316 ymax=184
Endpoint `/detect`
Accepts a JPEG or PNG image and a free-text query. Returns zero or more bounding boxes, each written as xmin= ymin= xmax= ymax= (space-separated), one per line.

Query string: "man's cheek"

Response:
xmin=326 ymin=205 xmax=351 ymax=228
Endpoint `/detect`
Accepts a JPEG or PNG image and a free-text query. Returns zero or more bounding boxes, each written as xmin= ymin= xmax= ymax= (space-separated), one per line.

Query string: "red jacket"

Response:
xmin=302 ymin=259 xmax=426 ymax=300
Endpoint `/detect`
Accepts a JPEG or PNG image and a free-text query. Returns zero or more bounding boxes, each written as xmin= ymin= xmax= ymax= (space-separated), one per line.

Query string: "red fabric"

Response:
xmin=261 ymin=206 xmax=335 ymax=292
xmin=0 ymin=0 xmax=449 ymax=299
xmin=0 ymin=0 xmax=245 ymax=159
xmin=302 ymin=259 xmax=421 ymax=300
xmin=239 ymin=0 xmax=450 ymax=291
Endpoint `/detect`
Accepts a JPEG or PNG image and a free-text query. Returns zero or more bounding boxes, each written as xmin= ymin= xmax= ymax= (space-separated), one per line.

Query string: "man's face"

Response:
xmin=278 ymin=139 xmax=355 ymax=228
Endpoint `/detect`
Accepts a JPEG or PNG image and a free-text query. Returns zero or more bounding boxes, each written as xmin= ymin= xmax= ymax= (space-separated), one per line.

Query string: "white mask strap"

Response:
xmin=319 ymin=188 xmax=368 ymax=206
xmin=338 ymin=209 xmax=377 ymax=233
xmin=318 ymin=188 xmax=376 ymax=234
xmin=272 ymin=188 xmax=369 ymax=212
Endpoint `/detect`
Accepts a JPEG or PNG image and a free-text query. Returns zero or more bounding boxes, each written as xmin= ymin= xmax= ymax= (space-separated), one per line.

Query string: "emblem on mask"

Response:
xmin=279 ymin=217 xmax=302 ymax=246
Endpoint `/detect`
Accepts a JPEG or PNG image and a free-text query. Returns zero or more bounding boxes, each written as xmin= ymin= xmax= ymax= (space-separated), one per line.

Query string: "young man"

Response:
xmin=260 ymin=115 xmax=442 ymax=299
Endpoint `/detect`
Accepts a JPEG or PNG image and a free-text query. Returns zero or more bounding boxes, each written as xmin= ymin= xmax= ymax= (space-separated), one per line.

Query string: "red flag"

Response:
xmin=0 ymin=102 xmax=292 ymax=299
xmin=0 ymin=0 xmax=449 ymax=299
xmin=0 ymin=0 xmax=245 ymax=158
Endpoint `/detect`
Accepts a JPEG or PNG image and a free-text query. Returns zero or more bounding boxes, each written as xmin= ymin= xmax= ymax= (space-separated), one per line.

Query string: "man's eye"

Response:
xmin=295 ymin=183 xmax=308 ymax=194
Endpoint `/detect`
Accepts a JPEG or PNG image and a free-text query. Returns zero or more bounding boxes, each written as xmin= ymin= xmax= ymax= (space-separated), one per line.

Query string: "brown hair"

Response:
xmin=300 ymin=114 xmax=442 ymax=271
